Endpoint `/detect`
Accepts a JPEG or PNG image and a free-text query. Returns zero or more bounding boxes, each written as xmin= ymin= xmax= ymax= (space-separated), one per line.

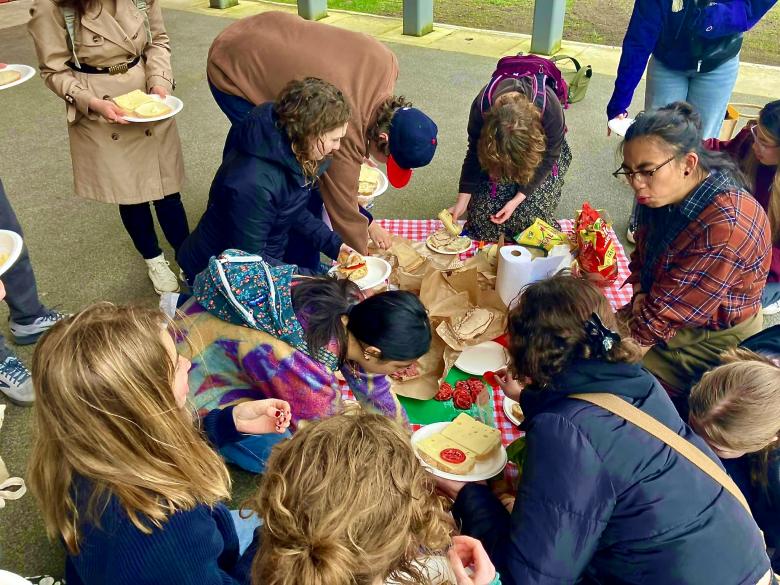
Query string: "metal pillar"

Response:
xmin=209 ymin=0 xmax=238 ymax=9
xmin=298 ymin=0 xmax=328 ymax=21
xmin=403 ymin=0 xmax=433 ymax=37
xmin=530 ymin=0 xmax=566 ymax=55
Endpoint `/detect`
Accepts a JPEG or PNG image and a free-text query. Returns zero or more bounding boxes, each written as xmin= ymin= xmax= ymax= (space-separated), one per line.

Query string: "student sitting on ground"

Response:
xmin=689 ymin=342 xmax=780 ymax=572
xmin=248 ymin=413 xmax=499 ymax=585
xmin=27 ymin=304 xmax=290 ymax=585
xmin=616 ymin=102 xmax=771 ymax=415
xmin=705 ymin=100 xmax=780 ymax=315
xmin=173 ymin=265 xmax=430 ymax=473
xmin=437 ymin=273 xmax=771 ymax=585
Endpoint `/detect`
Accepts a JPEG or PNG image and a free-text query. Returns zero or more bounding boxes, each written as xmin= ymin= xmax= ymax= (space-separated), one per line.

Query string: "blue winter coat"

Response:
xmin=177 ymin=102 xmax=342 ymax=280
xmin=65 ymin=407 xmax=256 ymax=585
xmin=452 ymin=359 xmax=770 ymax=585
xmin=607 ymin=0 xmax=777 ymax=119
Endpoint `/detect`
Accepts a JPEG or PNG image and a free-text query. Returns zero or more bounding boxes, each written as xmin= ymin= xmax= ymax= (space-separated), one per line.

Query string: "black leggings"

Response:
xmin=119 ymin=193 xmax=190 ymax=260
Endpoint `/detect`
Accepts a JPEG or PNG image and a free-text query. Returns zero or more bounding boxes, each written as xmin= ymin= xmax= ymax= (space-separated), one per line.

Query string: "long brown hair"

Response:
xmin=689 ymin=347 xmax=780 ymax=489
xmin=27 ymin=303 xmax=231 ymax=554
xmin=275 ymin=77 xmax=351 ymax=182
xmin=478 ymin=91 xmax=546 ymax=185
xmin=742 ymin=101 xmax=780 ymax=244
xmin=508 ymin=273 xmax=642 ymax=387
xmin=249 ymin=413 xmax=453 ymax=585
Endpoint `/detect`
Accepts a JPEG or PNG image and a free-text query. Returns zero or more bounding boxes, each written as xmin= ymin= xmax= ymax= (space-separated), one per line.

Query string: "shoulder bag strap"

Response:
xmin=60 ymin=6 xmax=81 ymax=68
xmin=570 ymin=392 xmax=752 ymax=515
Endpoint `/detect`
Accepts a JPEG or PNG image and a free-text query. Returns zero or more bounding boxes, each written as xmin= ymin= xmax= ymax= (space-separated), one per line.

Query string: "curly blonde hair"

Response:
xmin=27 ymin=303 xmax=231 ymax=555
xmin=508 ymin=273 xmax=642 ymax=387
xmin=477 ymin=92 xmax=547 ymax=185
xmin=275 ymin=77 xmax=352 ymax=181
xmin=249 ymin=413 xmax=453 ymax=585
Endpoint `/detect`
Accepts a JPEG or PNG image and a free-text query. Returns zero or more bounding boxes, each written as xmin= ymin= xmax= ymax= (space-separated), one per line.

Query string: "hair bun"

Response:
xmin=666 ymin=101 xmax=702 ymax=130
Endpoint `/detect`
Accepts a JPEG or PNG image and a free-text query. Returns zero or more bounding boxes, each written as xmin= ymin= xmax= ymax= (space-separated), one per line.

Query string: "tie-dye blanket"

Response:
xmin=174 ymin=298 xmax=406 ymax=429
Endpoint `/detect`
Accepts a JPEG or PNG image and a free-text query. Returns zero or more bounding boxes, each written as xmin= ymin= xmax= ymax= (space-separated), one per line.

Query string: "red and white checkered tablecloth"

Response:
xmin=343 ymin=219 xmax=634 ymax=464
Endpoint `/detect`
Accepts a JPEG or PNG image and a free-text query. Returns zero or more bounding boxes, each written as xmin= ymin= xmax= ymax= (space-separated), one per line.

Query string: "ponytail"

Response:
xmin=623 ymin=101 xmax=746 ymax=185
xmin=291 ymin=277 xmax=362 ymax=364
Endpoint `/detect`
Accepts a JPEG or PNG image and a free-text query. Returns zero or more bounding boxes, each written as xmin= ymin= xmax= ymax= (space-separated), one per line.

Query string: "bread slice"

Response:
xmin=134 ymin=100 xmax=172 ymax=118
xmin=441 ymin=413 xmax=501 ymax=461
xmin=113 ymin=89 xmax=153 ymax=112
xmin=358 ymin=165 xmax=379 ymax=196
xmin=337 ymin=251 xmax=369 ymax=281
xmin=0 ymin=70 xmax=22 ymax=87
xmin=416 ymin=433 xmax=476 ymax=475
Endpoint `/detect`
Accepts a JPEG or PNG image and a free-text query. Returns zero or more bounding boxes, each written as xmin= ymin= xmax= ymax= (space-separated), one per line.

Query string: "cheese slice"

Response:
xmin=417 ymin=433 xmax=476 ymax=475
xmin=113 ymin=89 xmax=154 ymax=112
xmin=441 ymin=413 xmax=501 ymax=460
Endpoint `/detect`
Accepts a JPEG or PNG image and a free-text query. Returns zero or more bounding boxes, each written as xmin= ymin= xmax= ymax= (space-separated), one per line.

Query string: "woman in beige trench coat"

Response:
xmin=28 ymin=0 xmax=187 ymax=294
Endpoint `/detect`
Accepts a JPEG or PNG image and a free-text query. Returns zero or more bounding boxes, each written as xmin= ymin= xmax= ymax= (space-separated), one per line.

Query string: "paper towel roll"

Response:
xmin=496 ymin=246 xmax=534 ymax=308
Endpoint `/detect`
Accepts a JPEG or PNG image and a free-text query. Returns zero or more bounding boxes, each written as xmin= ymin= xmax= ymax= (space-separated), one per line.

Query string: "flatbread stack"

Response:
xmin=0 ymin=70 xmax=22 ymax=87
xmin=358 ymin=165 xmax=380 ymax=196
xmin=113 ymin=89 xmax=172 ymax=118
xmin=427 ymin=230 xmax=471 ymax=254
xmin=416 ymin=414 xmax=501 ymax=475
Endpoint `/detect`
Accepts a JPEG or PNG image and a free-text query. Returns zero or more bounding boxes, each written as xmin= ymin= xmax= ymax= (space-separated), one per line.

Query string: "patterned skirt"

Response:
xmin=465 ymin=138 xmax=572 ymax=242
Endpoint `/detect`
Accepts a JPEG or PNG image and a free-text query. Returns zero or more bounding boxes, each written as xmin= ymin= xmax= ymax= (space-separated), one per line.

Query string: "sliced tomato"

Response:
xmin=345 ymin=262 xmax=366 ymax=270
xmin=434 ymin=382 xmax=453 ymax=401
xmin=483 ymin=371 xmax=498 ymax=387
xmin=440 ymin=448 xmax=467 ymax=464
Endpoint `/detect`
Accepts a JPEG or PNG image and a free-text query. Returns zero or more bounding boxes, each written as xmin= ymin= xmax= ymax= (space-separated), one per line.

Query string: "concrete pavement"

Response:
xmin=0 ymin=1 xmax=777 ymax=576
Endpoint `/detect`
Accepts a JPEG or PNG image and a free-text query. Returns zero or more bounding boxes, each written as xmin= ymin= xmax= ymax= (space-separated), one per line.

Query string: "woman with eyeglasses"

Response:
xmin=615 ymin=101 xmax=771 ymax=418
xmin=704 ymin=100 xmax=780 ymax=315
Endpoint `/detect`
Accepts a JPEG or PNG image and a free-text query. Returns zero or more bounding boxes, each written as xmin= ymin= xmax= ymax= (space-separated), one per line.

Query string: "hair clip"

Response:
xmin=584 ymin=313 xmax=621 ymax=357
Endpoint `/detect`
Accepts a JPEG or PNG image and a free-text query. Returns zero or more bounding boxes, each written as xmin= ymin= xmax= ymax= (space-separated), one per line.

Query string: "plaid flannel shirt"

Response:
xmin=628 ymin=180 xmax=771 ymax=347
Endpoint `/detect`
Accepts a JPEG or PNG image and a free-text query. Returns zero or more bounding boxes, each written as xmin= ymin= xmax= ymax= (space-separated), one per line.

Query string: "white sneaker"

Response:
xmin=145 ymin=255 xmax=180 ymax=295
xmin=9 ymin=309 xmax=68 ymax=345
xmin=763 ymin=299 xmax=780 ymax=316
xmin=0 ymin=354 xmax=34 ymax=406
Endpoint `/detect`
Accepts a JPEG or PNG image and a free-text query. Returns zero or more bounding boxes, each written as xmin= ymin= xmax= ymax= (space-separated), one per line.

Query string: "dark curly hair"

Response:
xmin=367 ymin=95 xmax=414 ymax=156
xmin=275 ymin=78 xmax=351 ymax=181
xmin=508 ymin=273 xmax=642 ymax=388
xmin=478 ymin=92 xmax=547 ymax=185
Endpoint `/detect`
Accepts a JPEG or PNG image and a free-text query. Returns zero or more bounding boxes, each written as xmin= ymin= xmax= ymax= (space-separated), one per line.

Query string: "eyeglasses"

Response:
xmin=613 ymin=156 xmax=675 ymax=184
xmin=750 ymin=124 xmax=780 ymax=151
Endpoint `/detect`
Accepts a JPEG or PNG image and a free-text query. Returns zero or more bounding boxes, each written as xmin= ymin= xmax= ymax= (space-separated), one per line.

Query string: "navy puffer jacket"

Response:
xmin=177 ymin=102 xmax=342 ymax=280
xmin=452 ymin=359 xmax=770 ymax=585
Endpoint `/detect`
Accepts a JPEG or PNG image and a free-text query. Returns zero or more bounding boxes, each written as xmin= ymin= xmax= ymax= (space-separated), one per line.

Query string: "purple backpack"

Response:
xmin=480 ymin=54 xmax=569 ymax=115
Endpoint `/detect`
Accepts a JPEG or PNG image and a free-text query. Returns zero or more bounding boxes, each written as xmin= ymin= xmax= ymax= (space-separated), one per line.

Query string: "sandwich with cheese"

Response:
xmin=337 ymin=250 xmax=369 ymax=281
xmin=415 ymin=413 xmax=502 ymax=475
xmin=0 ymin=70 xmax=22 ymax=87
xmin=113 ymin=89 xmax=172 ymax=118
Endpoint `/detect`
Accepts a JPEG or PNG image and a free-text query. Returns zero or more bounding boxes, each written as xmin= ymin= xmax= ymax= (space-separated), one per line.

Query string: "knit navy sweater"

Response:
xmin=64 ymin=406 xmax=258 ymax=585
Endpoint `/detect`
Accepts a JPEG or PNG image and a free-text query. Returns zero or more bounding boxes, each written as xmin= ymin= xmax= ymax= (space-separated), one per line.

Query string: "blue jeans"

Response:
xmin=229 ymin=509 xmax=263 ymax=555
xmin=644 ymin=53 xmax=740 ymax=140
xmin=763 ymin=282 xmax=780 ymax=308
xmin=219 ymin=430 xmax=291 ymax=474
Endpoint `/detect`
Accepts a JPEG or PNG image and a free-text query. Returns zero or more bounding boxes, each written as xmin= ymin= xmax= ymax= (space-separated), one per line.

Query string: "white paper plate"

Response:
xmin=411 ymin=421 xmax=507 ymax=482
xmin=0 ymin=64 xmax=36 ymax=91
xmin=121 ymin=95 xmax=183 ymax=123
xmin=455 ymin=341 xmax=509 ymax=376
xmin=503 ymin=396 xmax=524 ymax=427
xmin=0 ymin=230 xmax=23 ymax=278
xmin=356 ymin=165 xmax=389 ymax=207
xmin=608 ymin=117 xmax=635 ymax=137
xmin=425 ymin=234 xmax=473 ymax=255
xmin=329 ymin=256 xmax=391 ymax=290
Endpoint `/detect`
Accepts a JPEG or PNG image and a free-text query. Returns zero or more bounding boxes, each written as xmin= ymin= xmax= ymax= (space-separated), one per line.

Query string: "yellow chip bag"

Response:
xmin=514 ymin=219 xmax=568 ymax=252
